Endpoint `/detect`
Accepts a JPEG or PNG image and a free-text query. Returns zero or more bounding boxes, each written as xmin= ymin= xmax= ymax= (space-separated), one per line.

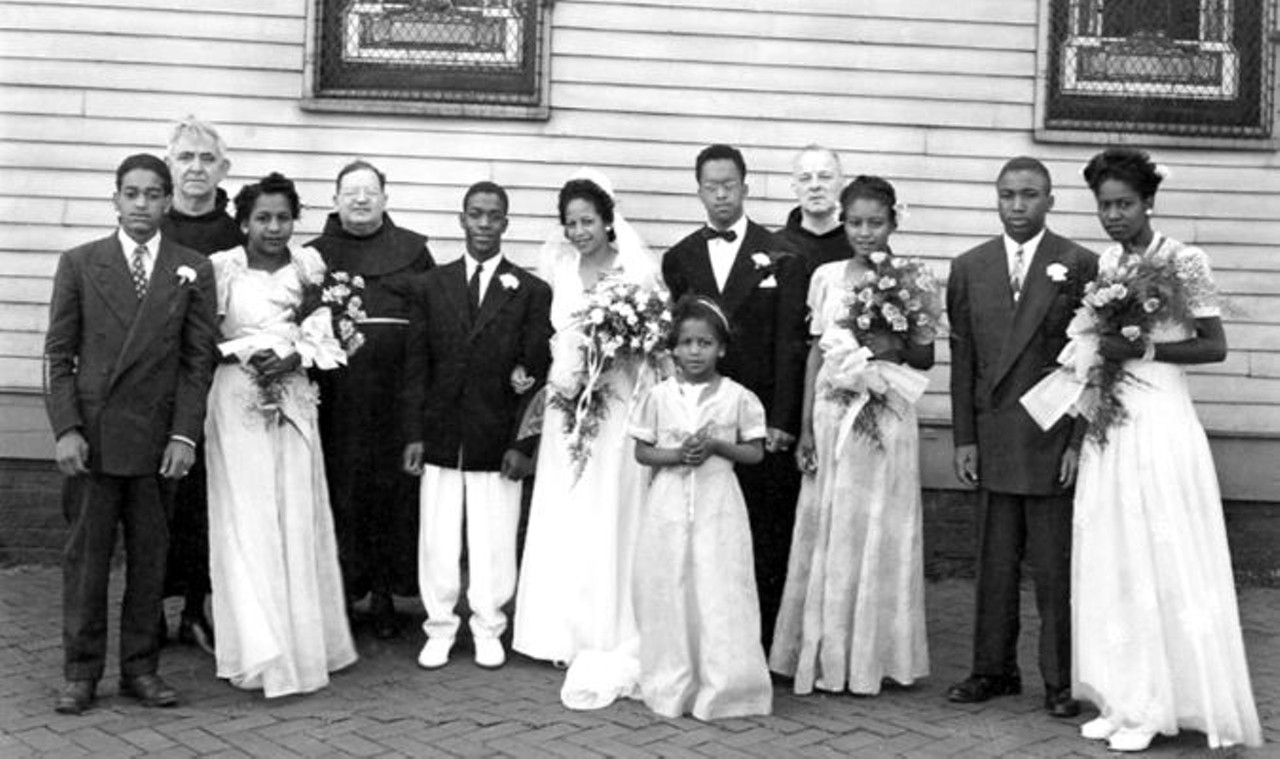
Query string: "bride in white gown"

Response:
xmin=205 ymin=173 xmax=357 ymax=698
xmin=513 ymin=170 xmax=659 ymax=709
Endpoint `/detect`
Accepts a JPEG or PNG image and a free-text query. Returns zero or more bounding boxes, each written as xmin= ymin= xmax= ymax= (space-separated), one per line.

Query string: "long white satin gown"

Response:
xmin=205 ymin=246 xmax=357 ymax=698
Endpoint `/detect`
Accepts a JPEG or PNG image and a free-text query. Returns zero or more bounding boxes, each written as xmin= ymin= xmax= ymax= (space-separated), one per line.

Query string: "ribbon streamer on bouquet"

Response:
xmin=216 ymin=307 xmax=347 ymax=370
xmin=1019 ymin=309 xmax=1103 ymax=431
xmin=819 ymin=328 xmax=929 ymax=455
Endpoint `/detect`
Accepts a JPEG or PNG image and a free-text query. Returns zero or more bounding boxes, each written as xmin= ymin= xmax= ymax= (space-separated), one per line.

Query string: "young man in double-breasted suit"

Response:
xmin=401 ymin=181 xmax=553 ymax=671
xmin=661 ymin=144 xmax=809 ymax=648
xmin=946 ymin=156 xmax=1098 ymax=718
xmin=44 ymin=153 xmax=217 ymax=714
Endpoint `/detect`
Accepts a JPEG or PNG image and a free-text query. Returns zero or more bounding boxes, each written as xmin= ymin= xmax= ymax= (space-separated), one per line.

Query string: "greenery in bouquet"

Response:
xmin=548 ymin=276 xmax=671 ymax=481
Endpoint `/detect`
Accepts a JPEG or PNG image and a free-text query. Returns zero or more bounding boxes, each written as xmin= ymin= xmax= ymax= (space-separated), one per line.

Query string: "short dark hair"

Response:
xmin=997 ymin=156 xmax=1053 ymax=193
xmin=116 ymin=153 xmax=173 ymax=196
xmin=233 ymin=172 xmax=302 ymax=224
xmin=1082 ymin=147 xmax=1163 ymax=201
xmin=668 ymin=293 xmax=732 ymax=349
xmin=335 ymin=159 xmax=386 ymax=191
xmin=463 ymin=180 xmax=509 ymax=215
xmin=839 ymin=175 xmax=899 ymax=226
xmin=695 ymin=144 xmax=747 ymax=183
xmin=557 ymin=178 xmax=616 ymax=242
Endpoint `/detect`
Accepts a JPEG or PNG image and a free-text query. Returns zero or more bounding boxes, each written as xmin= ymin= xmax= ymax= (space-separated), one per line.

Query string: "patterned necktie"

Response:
xmin=1010 ymin=245 xmax=1025 ymax=303
xmin=468 ymin=260 xmax=484 ymax=316
xmin=130 ymin=245 xmax=149 ymax=300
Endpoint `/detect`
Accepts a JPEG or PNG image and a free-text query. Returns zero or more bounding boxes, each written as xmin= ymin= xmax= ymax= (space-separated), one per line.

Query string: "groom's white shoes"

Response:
xmin=473 ymin=637 xmax=506 ymax=669
xmin=417 ymin=637 xmax=454 ymax=670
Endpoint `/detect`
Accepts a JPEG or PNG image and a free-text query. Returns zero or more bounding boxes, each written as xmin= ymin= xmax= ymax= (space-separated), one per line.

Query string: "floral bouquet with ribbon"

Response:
xmin=547 ymin=275 xmax=670 ymax=481
xmin=1021 ymin=248 xmax=1202 ymax=446
xmin=219 ymin=269 xmax=367 ymax=423
xmin=822 ymin=251 xmax=940 ymax=450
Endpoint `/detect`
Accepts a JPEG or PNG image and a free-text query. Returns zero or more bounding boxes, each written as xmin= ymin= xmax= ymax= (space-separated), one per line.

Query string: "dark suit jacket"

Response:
xmin=401 ymin=256 xmax=553 ymax=471
xmin=947 ymin=229 xmax=1098 ymax=495
xmin=44 ymin=234 xmax=217 ymax=477
xmin=661 ymin=220 xmax=808 ymax=435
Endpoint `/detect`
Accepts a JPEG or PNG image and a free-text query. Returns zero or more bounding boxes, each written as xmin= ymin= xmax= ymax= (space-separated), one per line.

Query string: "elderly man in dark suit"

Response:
xmin=661 ymin=144 xmax=808 ymax=648
xmin=945 ymin=156 xmax=1097 ymax=718
xmin=44 ymin=153 xmax=217 ymax=714
xmin=401 ymin=181 xmax=552 ymax=672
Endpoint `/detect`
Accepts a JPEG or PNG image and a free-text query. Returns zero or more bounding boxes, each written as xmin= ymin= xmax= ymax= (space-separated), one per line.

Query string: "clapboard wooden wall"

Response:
xmin=2 ymin=0 xmax=1277 ymax=496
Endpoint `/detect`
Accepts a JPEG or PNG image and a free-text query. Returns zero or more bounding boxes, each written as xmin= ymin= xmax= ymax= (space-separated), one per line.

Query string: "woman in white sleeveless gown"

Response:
xmin=205 ymin=173 xmax=357 ymax=698
xmin=513 ymin=170 xmax=659 ymax=709
xmin=1071 ymin=149 xmax=1260 ymax=752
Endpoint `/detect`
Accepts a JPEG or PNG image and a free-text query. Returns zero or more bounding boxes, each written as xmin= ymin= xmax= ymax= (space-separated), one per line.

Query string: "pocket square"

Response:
xmin=758 ymin=275 xmax=778 ymax=289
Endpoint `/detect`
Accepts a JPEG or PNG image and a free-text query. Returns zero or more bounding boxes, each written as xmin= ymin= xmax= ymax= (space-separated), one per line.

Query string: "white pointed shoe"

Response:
xmin=1108 ymin=727 xmax=1156 ymax=752
xmin=417 ymin=637 xmax=454 ymax=670
xmin=473 ymin=637 xmax=506 ymax=669
xmin=1080 ymin=716 xmax=1118 ymax=740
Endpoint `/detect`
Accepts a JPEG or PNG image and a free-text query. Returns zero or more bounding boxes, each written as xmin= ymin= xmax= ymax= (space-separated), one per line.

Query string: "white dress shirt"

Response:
xmin=464 ymin=251 xmax=504 ymax=304
xmin=707 ymin=215 xmax=748 ymax=293
xmin=1003 ymin=228 xmax=1045 ymax=295
xmin=118 ymin=228 xmax=160 ymax=280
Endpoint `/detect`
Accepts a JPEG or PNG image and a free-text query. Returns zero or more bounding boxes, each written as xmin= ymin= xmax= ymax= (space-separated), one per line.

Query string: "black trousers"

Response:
xmin=62 ymin=473 xmax=169 ymax=681
xmin=736 ymin=447 xmax=801 ymax=650
xmin=971 ymin=489 xmax=1073 ymax=691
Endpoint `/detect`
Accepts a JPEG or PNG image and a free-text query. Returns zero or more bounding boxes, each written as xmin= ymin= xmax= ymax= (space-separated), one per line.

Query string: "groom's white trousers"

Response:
xmin=418 ymin=464 xmax=521 ymax=643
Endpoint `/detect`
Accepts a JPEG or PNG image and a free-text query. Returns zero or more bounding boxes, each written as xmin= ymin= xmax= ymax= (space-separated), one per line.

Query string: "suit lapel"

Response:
xmin=992 ymin=232 xmax=1066 ymax=387
xmin=684 ymin=236 xmax=719 ymax=297
xmin=720 ymin=222 xmax=771 ymax=318
xmin=469 ymin=258 xmax=517 ymax=340
xmin=111 ymin=239 xmax=181 ymax=386
xmin=439 ymin=259 xmax=471 ymax=332
xmin=87 ymin=237 xmax=140 ymax=327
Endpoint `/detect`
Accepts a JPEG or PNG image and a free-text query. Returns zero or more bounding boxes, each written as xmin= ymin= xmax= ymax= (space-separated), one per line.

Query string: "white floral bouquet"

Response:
xmin=548 ymin=275 xmax=670 ymax=480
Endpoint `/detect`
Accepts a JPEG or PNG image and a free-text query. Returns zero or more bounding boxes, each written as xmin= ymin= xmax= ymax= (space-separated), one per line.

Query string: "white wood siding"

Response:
xmin=2 ymin=0 xmax=1277 ymax=492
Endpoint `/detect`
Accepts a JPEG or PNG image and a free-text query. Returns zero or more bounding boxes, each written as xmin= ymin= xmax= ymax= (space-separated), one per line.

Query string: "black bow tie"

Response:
xmin=701 ymin=227 xmax=737 ymax=243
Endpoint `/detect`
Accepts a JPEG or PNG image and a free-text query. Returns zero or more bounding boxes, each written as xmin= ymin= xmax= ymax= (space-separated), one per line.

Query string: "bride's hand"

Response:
xmin=510 ymin=365 xmax=535 ymax=394
xmin=794 ymin=430 xmax=817 ymax=474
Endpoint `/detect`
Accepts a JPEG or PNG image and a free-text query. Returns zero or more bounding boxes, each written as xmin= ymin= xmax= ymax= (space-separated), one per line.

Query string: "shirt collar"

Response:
xmin=1003 ymin=228 xmax=1045 ymax=260
xmin=118 ymin=228 xmax=161 ymax=258
xmin=709 ymin=215 xmax=749 ymax=240
xmin=464 ymin=251 xmax=504 ymax=277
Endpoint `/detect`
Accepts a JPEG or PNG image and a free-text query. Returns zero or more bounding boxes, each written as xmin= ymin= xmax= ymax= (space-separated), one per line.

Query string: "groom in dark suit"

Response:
xmin=44 ymin=153 xmax=217 ymax=714
xmin=661 ymin=144 xmax=808 ymax=647
xmin=402 ymin=181 xmax=552 ymax=671
xmin=946 ymin=156 xmax=1097 ymax=718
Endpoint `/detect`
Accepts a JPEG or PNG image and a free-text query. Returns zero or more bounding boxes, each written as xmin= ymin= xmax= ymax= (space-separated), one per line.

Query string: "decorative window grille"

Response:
xmin=307 ymin=0 xmax=551 ymax=119
xmin=1044 ymin=0 xmax=1276 ymax=139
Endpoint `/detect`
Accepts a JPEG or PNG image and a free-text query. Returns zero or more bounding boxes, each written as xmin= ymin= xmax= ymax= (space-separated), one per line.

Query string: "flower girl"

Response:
xmin=628 ymin=295 xmax=772 ymax=720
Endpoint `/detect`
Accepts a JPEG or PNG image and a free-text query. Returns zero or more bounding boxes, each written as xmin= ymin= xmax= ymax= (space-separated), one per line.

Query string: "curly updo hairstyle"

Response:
xmin=668 ymin=293 xmax=732 ymax=350
xmin=1082 ymin=147 xmax=1163 ymax=201
xmin=557 ymin=178 xmax=616 ymax=242
xmin=233 ymin=172 xmax=302 ymax=224
xmin=839 ymin=174 xmax=899 ymax=226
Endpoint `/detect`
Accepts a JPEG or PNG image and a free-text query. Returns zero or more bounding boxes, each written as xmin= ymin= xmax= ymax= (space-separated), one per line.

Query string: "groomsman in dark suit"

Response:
xmin=44 ymin=154 xmax=217 ymax=714
xmin=401 ymin=181 xmax=552 ymax=671
xmin=661 ymin=144 xmax=808 ymax=647
xmin=946 ymin=156 xmax=1097 ymax=718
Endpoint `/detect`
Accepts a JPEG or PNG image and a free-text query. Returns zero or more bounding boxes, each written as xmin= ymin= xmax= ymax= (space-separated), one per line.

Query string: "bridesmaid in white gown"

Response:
xmin=513 ymin=170 xmax=659 ymax=709
xmin=205 ymin=173 xmax=357 ymax=698
xmin=1071 ymin=149 xmax=1261 ymax=752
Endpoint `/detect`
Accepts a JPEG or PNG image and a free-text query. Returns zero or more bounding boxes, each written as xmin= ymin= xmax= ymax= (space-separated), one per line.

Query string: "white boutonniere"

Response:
xmin=175 ymin=265 xmax=197 ymax=285
xmin=499 ymin=273 xmax=520 ymax=291
xmin=1046 ymin=262 xmax=1069 ymax=283
xmin=751 ymin=252 xmax=773 ymax=270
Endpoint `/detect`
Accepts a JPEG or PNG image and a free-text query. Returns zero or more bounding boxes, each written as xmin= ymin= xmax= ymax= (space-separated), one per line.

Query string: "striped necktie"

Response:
xmin=1010 ymin=246 xmax=1025 ymax=303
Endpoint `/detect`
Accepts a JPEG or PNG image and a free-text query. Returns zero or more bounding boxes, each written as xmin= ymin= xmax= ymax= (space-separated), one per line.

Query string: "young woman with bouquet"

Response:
xmin=769 ymin=176 xmax=938 ymax=695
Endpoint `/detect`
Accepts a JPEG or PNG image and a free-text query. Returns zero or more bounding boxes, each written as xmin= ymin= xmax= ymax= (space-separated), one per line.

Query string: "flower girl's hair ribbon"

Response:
xmin=694 ymin=297 xmax=731 ymax=335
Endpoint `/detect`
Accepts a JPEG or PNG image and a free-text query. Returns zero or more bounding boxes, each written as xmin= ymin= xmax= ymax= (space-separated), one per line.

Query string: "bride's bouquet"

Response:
xmin=824 ymin=251 xmax=939 ymax=450
xmin=221 ymin=269 xmax=368 ymax=423
xmin=547 ymin=275 xmax=670 ymax=480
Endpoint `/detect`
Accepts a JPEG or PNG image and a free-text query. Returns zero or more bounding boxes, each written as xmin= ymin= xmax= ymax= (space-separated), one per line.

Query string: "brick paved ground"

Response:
xmin=1 ymin=566 xmax=1275 ymax=757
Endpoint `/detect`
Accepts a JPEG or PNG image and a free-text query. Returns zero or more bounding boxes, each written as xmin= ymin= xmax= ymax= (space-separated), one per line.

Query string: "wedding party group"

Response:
xmin=43 ymin=116 xmax=1261 ymax=752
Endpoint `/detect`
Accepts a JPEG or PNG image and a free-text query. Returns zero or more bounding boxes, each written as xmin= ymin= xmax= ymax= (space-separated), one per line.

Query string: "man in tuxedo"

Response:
xmin=401 ymin=181 xmax=552 ymax=671
xmin=773 ymin=144 xmax=853 ymax=273
xmin=946 ymin=156 xmax=1097 ymax=718
xmin=44 ymin=153 xmax=217 ymax=714
xmin=157 ymin=116 xmax=242 ymax=653
xmin=661 ymin=144 xmax=808 ymax=647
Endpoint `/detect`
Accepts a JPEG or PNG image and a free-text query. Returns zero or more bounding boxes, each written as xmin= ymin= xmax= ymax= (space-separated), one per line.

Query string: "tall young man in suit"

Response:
xmin=946 ymin=156 xmax=1097 ymax=718
xmin=401 ymin=181 xmax=552 ymax=671
xmin=661 ymin=144 xmax=808 ymax=647
xmin=44 ymin=153 xmax=217 ymax=714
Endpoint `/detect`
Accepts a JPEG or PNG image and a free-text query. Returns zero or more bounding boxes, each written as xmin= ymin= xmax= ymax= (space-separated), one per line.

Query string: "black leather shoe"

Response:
xmin=946 ymin=674 xmax=1022 ymax=703
xmin=55 ymin=680 xmax=96 ymax=715
xmin=119 ymin=674 xmax=178 ymax=707
xmin=178 ymin=614 xmax=216 ymax=656
xmin=1044 ymin=686 xmax=1081 ymax=718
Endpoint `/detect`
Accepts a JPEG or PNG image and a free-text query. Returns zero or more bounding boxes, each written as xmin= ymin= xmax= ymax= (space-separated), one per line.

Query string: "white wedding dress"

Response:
xmin=204 ymin=246 xmax=357 ymax=698
xmin=513 ymin=226 xmax=659 ymax=710
xmin=1072 ymin=235 xmax=1261 ymax=748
